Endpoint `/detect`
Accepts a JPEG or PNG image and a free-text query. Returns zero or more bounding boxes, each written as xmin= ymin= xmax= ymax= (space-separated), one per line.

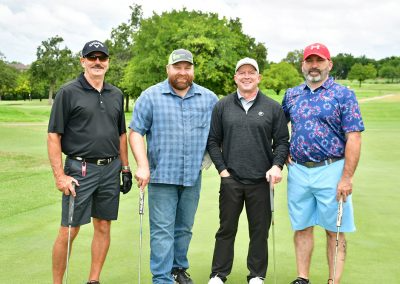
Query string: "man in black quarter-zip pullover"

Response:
xmin=207 ymin=57 xmax=289 ymax=284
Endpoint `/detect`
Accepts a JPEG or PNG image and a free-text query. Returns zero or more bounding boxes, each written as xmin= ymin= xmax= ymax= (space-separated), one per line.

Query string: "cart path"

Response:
xmin=359 ymin=94 xmax=400 ymax=102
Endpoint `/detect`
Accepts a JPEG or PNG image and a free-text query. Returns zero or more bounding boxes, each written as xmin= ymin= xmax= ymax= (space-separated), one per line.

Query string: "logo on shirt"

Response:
xmin=258 ymin=111 xmax=264 ymax=116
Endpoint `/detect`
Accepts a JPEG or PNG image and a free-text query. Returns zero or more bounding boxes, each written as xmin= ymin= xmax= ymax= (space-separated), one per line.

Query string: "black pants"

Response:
xmin=210 ymin=177 xmax=271 ymax=281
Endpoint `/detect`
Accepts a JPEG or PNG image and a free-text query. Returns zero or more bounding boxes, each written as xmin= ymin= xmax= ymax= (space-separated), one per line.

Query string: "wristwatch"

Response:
xmin=122 ymin=166 xmax=130 ymax=171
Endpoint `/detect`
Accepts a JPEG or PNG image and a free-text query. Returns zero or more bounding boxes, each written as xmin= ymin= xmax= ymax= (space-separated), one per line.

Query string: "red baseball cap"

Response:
xmin=303 ymin=43 xmax=330 ymax=60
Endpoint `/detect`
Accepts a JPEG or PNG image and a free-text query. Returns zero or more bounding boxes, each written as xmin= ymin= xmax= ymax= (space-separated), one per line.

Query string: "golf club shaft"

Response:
xmin=269 ymin=177 xmax=277 ymax=284
xmin=65 ymin=225 xmax=71 ymax=284
xmin=332 ymin=196 xmax=343 ymax=284
xmin=138 ymin=186 xmax=145 ymax=284
xmin=65 ymin=182 xmax=75 ymax=284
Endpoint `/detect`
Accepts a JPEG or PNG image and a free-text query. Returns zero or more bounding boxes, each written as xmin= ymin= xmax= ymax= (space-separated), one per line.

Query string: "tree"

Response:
xmin=0 ymin=58 xmax=19 ymax=100
xmin=15 ymin=71 xmax=32 ymax=100
xmin=355 ymin=55 xmax=376 ymax=66
xmin=253 ymin=43 xmax=268 ymax=72
xmin=261 ymin=62 xmax=303 ymax=95
xmin=377 ymin=56 xmax=400 ymax=70
xmin=29 ymin=77 xmax=48 ymax=101
xmin=123 ymin=9 xmax=267 ymax=97
xmin=105 ymin=3 xmax=142 ymax=112
xmin=30 ymin=36 xmax=76 ymax=104
xmin=379 ymin=64 xmax=400 ymax=83
xmin=282 ymin=49 xmax=303 ymax=73
xmin=331 ymin=53 xmax=355 ymax=79
xmin=348 ymin=63 xmax=377 ymax=87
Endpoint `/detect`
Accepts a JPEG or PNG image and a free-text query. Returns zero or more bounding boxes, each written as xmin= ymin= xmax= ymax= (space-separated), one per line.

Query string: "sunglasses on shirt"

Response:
xmin=85 ymin=54 xmax=109 ymax=62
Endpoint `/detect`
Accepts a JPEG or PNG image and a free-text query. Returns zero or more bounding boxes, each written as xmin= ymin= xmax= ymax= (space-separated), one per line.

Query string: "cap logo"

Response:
xmin=89 ymin=41 xmax=104 ymax=48
xmin=172 ymin=54 xmax=185 ymax=61
xmin=310 ymin=44 xmax=321 ymax=50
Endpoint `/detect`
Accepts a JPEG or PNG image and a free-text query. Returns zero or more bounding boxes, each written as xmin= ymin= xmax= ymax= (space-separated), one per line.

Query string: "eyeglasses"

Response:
xmin=85 ymin=55 xmax=109 ymax=62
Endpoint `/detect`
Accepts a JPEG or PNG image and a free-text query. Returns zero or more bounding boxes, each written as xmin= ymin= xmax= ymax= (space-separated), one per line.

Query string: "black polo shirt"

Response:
xmin=48 ymin=73 xmax=126 ymax=158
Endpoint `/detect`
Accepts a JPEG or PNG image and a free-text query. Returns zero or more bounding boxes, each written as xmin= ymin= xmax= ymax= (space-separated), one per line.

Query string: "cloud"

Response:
xmin=0 ymin=0 xmax=399 ymax=64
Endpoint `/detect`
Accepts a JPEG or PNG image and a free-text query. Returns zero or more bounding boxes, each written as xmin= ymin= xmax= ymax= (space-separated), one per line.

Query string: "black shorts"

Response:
xmin=61 ymin=157 xmax=121 ymax=227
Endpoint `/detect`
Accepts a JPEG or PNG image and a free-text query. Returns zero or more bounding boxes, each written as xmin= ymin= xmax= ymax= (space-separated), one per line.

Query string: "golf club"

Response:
xmin=64 ymin=181 xmax=75 ymax=284
xmin=332 ymin=195 xmax=343 ymax=284
xmin=138 ymin=185 xmax=145 ymax=284
xmin=269 ymin=176 xmax=277 ymax=284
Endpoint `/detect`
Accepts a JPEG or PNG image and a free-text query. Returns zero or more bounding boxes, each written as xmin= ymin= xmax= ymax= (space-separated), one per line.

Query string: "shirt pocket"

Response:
xmin=190 ymin=109 xmax=208 ymax=128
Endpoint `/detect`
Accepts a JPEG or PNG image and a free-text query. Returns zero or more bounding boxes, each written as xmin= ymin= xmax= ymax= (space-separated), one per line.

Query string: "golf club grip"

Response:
xmin=269 ymin=179 xmax=274 ymax=212
xmin=269 ymin=188 xmax=275 ymax=212
xmin=336 ymin=198 xmax=343 ymax=227
xmin=139 ymin=188 xmax=145 ymax=215
xmin=68 ymin=182 xmax=75 ymax=225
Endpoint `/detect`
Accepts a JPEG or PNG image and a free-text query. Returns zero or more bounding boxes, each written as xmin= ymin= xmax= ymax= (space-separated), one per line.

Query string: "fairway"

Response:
xmin=0 ymin=89 xmax=399 ymax=283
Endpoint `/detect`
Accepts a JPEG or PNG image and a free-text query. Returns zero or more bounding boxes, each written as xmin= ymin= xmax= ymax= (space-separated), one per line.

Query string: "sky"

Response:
xmin=0 ymin=0 xmax=399 ymax=65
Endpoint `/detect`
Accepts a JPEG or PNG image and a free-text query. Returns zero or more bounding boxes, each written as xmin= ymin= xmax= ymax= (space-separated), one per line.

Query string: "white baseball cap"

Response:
xmin=235 ymin=57 xmax=259 ymax=73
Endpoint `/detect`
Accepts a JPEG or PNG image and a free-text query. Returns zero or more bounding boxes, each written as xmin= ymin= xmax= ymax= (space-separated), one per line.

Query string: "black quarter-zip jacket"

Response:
xmin=207 ymin=91 xmax=289 ymax=184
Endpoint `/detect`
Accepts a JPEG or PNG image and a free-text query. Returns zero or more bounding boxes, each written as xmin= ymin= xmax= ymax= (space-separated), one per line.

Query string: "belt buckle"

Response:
xmin=304 ymin=161 xmax=315 ymax=168
xmin=97 ymin=159 xmax=106 ymax=166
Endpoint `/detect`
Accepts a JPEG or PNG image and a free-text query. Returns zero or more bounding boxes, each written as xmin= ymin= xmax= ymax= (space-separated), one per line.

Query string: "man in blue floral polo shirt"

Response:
xmin=282 ymin=43 xmax=364 ymax=284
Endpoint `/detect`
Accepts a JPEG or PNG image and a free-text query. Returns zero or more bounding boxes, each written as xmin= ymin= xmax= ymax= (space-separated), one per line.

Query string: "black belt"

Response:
xmin=68 ymin=156 xmax=118 ymax=166
xmin=293 ymin=157 xmax=343 ymax=168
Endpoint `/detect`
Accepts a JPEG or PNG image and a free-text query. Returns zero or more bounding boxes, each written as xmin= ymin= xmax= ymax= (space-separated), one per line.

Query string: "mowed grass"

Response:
xmin=0 ymin=100 xmax=51 ymax=122
xmin=341 ymin=80 xmax=400 ymax=98
xmin=0 ymin=89 xmax=399 ymax=283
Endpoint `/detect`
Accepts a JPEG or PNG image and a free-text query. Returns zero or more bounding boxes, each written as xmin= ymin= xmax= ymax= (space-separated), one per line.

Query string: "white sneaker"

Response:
xmin=208 ymin=275 xmax=224 ymax=284
xmin=249 ymin=277 xmax=264 ymax=284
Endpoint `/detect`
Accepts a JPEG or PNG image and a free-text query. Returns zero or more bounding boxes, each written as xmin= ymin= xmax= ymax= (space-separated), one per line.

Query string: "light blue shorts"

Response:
xmin=287 ymin=159 xmax=355 ymax=232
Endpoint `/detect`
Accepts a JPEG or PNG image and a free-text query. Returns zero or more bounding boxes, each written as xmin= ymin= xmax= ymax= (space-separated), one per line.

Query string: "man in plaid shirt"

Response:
xmin=129 ymin=49 xmax=218 ymax=284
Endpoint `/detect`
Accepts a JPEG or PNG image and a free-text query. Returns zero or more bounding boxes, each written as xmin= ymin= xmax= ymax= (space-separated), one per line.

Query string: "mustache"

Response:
xmin=92 ymin=64 xmax=104 ymax=69
xmin=309 ymin=68 xmax=321 ymax=73
xmin=174 ymin=74 xmax=189 ymax=79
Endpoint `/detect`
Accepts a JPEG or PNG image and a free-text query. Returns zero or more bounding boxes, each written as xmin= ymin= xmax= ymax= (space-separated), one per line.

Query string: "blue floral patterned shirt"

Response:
xmin=130 ymin=79 xmax=218 ymax=186
xmin=282 ymin=77 xmax=364 ymax=163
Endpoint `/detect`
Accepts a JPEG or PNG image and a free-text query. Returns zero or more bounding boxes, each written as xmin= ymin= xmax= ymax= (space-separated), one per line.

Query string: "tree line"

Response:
xmin=1 ymin=4 xmax=399 ymax=106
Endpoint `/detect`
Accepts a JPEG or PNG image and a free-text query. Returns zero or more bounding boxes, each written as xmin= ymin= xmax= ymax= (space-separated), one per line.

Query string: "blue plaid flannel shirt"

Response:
xmin=130 ymin=80 xmax=218 ymax=186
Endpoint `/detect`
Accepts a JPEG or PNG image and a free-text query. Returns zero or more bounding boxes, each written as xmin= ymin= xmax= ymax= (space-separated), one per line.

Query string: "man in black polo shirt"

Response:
xmin=207 ymin=58 xmax=289 ymax=284
xmin=48 ymin=40 xmax=132 ymax=284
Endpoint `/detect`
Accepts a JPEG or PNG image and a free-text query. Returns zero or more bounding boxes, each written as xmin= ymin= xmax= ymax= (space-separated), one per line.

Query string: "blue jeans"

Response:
xmin=148 ymin=174 xmax=201 ymax=284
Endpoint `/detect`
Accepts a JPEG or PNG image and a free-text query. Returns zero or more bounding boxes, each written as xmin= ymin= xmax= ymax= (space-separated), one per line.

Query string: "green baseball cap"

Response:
xmin=168 ymin=49 xmax=193 ymax=65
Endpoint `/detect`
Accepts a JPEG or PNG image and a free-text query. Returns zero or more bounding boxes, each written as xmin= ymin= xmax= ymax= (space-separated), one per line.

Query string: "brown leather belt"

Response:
xmin=293 ymin=157 xmax=343 ymax=168
xmin=68 ymin=156 xmax=117 ymax=166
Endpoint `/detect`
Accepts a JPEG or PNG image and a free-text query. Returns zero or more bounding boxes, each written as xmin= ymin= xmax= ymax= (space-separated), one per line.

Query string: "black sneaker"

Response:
xmin=86 ymin=281 xmax=100 ymax=284
xmin=290 ymin=277 xmax=310 ymax=284
xmin=172 ymin=268 xmax=194 ymax=284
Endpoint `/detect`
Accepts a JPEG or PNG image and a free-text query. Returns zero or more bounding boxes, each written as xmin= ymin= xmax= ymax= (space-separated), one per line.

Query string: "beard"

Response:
xmin=303 ymin=67 xmax=330 ymax=83
xmin=168 ymin=75 xmax=193 ymax=90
